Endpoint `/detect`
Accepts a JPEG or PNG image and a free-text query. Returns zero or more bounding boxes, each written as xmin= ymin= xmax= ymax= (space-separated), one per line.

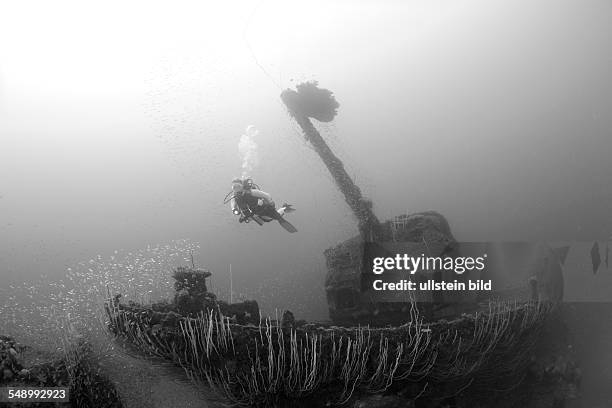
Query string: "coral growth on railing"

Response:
xmin=105 ymin=297 xmax=552 ymax=406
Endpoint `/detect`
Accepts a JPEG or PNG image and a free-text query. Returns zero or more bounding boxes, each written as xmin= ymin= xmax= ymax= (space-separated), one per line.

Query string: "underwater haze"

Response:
xmin=1 ymin=0 xmax=612 ymax=321
xmin=2 ymin=1 xmax=612 ymax=407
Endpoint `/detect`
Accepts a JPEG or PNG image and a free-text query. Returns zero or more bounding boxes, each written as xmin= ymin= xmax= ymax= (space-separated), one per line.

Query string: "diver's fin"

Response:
xmin=251 ymin=215 xmax=265 ymax=225
xmin=282 ymin=203 xmax=295 ymax=213
xmin=278 ymin=218 xmax=297 ymax=233
xmin=277 ymin=203 xmax=296 ymax=217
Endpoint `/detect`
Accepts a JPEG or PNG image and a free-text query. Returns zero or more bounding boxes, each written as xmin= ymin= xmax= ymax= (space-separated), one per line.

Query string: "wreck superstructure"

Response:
xmin=281 ymin=82 xmax=564 ymax=325
xmin=322 ymin=211 xmax=461 ymax=324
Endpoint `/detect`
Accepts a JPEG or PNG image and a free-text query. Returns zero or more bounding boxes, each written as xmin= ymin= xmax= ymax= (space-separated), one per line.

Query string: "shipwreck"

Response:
xmin=104 ymin=82 xmax=567 ymax=407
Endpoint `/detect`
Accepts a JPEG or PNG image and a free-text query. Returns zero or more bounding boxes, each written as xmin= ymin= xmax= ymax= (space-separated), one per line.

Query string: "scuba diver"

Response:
xmin=224 ymin=178 xmax=297 ymax=233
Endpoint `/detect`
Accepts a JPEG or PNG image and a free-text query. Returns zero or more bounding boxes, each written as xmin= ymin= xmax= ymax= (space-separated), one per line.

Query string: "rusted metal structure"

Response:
xmin=281 ymin=83 xmax=459 ymax=324
xmin=281 ymin=82 xmax=564 ymax=325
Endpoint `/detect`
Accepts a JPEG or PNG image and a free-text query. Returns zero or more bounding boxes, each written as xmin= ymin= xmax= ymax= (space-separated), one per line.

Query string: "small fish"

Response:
xmin=606 ymin=241 xmax=609 ymax=269
xmin=591 ymin=242 xmax=601 ymax=274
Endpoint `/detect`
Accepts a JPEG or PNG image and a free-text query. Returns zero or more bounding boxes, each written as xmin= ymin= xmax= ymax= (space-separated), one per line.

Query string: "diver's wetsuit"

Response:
xmin=231 ymin=189 xmax=280 ymax=221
